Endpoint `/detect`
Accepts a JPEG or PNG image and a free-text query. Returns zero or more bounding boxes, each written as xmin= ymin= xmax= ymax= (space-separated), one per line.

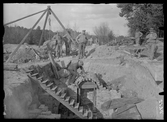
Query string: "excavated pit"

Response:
xmin=4 ymin=62 xmax=98 ymax=119
xmin=4 ymin=44 xmax=163 ymax=119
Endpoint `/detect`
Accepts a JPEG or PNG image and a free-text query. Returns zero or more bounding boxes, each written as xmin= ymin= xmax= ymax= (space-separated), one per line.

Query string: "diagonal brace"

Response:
xmin=38 ymin=7 xmax=50 ymax=47
xmin=6 ymin=9 xmax=47 ymax=63
xmin=49 ymin=9 xmax=76 ymax=44
xmin=4 ymin=9 xmax=47 ymax=26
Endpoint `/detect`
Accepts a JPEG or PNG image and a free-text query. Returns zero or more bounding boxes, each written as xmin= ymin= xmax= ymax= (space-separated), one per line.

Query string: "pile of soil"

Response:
xmin=86 ymin=45 xmax=120 ymax=59
xmin=10 ymin=48 xmax=39 ymax=64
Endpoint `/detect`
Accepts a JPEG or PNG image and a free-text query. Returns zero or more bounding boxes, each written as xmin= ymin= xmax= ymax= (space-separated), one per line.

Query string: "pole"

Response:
xmin=38 ymin=7 xmax=50 ymax=47
xmin=49 ymin=9 xmax=75 ymax=44
xmin=48 ymin=49 xmax=60 ymax=79
xmin=93 ymin=87 xmax=97 ymax=111
xmin=77 ymin=87 xmax=80 ymax=103
xmin=4 ymin=9 xmax=47 ymax=26
xmin=6 ymin=9 xmax=47 ymax=63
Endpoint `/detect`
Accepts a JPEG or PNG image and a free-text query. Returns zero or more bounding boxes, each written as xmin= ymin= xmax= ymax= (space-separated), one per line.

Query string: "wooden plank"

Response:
xmin=48 ymin=50 xmax=60 ymax=79
xmin=109 ymin=97 xmax=144 ymax=109
xmin=101 ymin=97 xmax=144 ymax=111
xmin=81 ymin=82 xmax=97 ymax=89
xmin=37 ymin=114 xmax=61 ymax=119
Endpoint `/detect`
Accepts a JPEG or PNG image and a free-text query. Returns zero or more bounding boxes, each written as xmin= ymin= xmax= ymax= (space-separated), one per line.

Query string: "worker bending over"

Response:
xmin=66 ymin=60 xmax=85 ymax=85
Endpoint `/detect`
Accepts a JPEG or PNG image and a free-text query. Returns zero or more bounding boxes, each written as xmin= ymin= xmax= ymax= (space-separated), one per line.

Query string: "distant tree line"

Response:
xmin=3 ymin=25 xmax=53 ymax=45
xmin=3 ymin=25 xmax=97 ymax=45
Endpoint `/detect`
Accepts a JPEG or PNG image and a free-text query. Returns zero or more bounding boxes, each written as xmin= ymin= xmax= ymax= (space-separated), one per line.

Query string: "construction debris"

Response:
xmin=112 ymin=105 xmax=141 ymax=119
xmin=9 ymin=47 xmax=40 ymax=64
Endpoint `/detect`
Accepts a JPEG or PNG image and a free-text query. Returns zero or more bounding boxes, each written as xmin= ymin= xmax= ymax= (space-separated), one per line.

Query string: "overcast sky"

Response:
xmin=4 ymin=3 xmax=129 ymax=36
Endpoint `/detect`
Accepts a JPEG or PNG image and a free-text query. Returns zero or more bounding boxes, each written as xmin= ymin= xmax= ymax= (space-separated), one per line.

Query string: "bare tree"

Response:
xmin=73 ymin=22 xmax=79 ymax=31
xmin=93 ymin=22 xmax=114 ymax=45
xmin=66 ymin=22 xmax=70 ymax=29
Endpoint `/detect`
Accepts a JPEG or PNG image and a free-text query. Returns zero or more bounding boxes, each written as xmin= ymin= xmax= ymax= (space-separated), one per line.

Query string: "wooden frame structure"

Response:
xmin=4 ymin=6 xmax=75 ymax=63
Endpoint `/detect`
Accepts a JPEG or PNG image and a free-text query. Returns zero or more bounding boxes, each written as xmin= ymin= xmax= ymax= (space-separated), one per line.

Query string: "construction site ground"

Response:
xmin=4 ymin=43 xmax=164 ymax=119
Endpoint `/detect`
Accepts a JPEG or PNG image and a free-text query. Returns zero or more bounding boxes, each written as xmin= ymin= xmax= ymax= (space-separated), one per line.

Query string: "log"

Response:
xmin=4 ymin=63 xmax=18 ymax=71
xmin=109 ymin=97 xmax=144 ymax=109
xmin=48 ymin=50 xmax=60 ymax=79
xmin=112 ymin=105 xmax=141 ymax=119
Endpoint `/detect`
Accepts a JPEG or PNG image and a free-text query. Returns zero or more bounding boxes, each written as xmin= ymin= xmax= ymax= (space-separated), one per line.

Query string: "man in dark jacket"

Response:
xmin=55 ymin=32 xmax=63 ymax=58
xmin=63 ymin=31 xmax=72 ymax=56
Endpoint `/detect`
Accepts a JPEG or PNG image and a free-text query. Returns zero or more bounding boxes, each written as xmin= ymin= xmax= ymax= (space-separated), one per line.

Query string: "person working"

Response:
xmin=145 ymin=28 xmax=158 ymax=60
xmin=55 ymin=32 xmax=63 ymax=58
xmin=135 ymin=28 xmax=143 ymax=46
xmin=66 ymin=60 xmax=85 ymax=85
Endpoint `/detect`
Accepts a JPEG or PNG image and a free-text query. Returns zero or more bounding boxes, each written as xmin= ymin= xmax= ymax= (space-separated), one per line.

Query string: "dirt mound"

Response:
xmin=83 ymin=56 xmax=163 ymax=119
xmin=4 ymin=44 xmax=18 ymax=53
xmin=86 ymin=45 xmax=120 ymax=59
xmin=3 ymin=44 xmax=45 ymax=63
xmin=10 ymin=48 xmax=39 ymax=64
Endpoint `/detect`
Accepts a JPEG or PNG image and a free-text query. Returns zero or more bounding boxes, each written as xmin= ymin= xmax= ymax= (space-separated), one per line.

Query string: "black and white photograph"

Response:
xmin=3 ymin=3 xmax=164 ymax=119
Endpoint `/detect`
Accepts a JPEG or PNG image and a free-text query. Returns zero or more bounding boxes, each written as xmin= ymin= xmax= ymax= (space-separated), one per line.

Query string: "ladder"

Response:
xmin=26 ymin=67 xmax=93 ymax=119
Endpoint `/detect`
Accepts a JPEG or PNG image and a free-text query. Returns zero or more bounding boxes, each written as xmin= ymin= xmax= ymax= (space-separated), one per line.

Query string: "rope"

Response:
xmin=48 ymin=15 xmax=51 ymax=40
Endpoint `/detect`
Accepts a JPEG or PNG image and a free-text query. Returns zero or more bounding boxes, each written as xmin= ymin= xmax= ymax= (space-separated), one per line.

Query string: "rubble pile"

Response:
xmin=107 ymin=38 xmax=134 ymax=46
xmin=86 ymin=45 xmax=118 ymax=59
xmin=83 ymin=48 xmax=163 ymax=119
xmin=3 ymin=44 xmax=49 ymax=63
xmin=10 ymin=48 xmax=39 ymax=64
xmin=4 ymin=44 xmax=18 ymax=54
